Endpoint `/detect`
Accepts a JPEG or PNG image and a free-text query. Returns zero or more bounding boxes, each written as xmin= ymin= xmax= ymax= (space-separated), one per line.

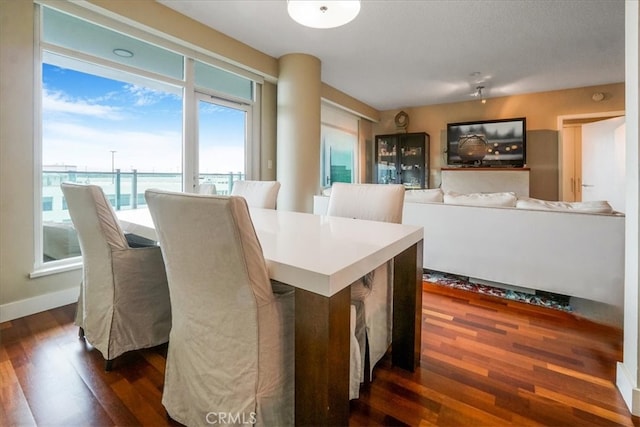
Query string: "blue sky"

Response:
xmin=42 ymin=63 xmax=245 ymax=173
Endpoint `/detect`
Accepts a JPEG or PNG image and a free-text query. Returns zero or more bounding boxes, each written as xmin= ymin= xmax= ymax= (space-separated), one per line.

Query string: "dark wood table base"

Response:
xmin=294 ymin=240 xmax=423 ymax=426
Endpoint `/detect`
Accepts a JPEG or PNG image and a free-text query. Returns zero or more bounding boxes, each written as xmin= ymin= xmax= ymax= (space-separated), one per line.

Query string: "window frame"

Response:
xmin=32 ymin=2 xmax=262 ymax=274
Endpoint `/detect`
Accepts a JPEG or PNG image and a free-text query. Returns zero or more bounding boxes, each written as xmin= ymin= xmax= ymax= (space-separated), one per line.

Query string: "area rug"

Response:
xmin=423 ymin=270 xmax=572 ymax=312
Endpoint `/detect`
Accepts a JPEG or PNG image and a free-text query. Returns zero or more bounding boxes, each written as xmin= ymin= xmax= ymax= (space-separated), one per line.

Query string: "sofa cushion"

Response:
xmin=516 ymin=197 xmax=614 ymax=214
xmin=405 ymin=188 xmax=444 ymax=203
xmin=443 ymin=191 xmax=517 ymax=207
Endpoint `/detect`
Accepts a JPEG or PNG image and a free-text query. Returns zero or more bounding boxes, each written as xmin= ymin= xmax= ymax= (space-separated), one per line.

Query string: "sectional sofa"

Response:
xmin=313 ymin=189 xmax=625 ymax=308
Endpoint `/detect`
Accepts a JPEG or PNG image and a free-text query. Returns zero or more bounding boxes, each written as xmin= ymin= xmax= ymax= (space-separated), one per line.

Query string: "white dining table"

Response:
xmin=117 ymin=206 xmax=424 ymax=426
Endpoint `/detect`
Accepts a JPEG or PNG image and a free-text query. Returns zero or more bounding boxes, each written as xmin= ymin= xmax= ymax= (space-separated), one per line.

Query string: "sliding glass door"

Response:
xmin=196 ymin=94 xmax=250 ymax=195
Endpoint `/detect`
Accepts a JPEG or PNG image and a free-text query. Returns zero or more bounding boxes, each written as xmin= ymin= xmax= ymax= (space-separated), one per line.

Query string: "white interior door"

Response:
xmin=561 ymin=125 xmax=582 ymax=202
xmin=582 ymin=116 xmax=626 ymax=212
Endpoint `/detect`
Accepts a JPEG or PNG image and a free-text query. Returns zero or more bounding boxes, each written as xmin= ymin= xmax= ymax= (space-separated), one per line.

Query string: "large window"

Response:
xmin=41 ymin=60 xmax=183 ymax=262
xmin=321 ymin=105 xmax=359 ymax=188
xmin=37 ymin=5 xmax=258 ymax=267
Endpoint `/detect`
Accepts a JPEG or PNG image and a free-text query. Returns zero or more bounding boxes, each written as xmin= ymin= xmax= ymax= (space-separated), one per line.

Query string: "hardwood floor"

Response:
xmin=1 ymin=282 xmax=636 ymax=426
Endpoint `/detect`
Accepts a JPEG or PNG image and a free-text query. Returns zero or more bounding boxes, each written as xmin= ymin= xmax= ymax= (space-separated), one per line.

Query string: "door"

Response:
xmin=561 ymin=125 xmax=582 ymax=202
xmin=196 ymin=94 xmax=250 ymax=195
xmin=581 ymin=116 xmax=626 ymax=212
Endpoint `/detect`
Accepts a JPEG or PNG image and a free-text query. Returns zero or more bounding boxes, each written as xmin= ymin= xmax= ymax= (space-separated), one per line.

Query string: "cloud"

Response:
xmin=125 ymin=84 xmax=178 ymax=107
xmin=43 ymin=88 xmax=123 ymax=119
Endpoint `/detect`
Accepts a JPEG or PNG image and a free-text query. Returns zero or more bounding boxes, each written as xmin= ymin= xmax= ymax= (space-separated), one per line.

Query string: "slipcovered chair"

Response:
xmin=60 ymin=182 xmax=171 ymax=371
xmin=230 ymin=180 xmax=281 ymax=209
xmin=327 ymin=182 xmax=405 ymax=397
xmin=197 ymin=182 xmax=217 ymax=195
xmin=145 ymin=189 xmax=294 ymax=426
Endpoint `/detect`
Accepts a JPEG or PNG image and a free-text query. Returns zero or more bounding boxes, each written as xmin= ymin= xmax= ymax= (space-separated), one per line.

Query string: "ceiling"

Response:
xmin=158 ymin=0 xmax=625 ymax=111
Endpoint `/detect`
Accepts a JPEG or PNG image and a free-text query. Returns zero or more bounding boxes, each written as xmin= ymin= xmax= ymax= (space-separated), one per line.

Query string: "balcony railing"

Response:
xmin=42 ymin=169 xmax=244 ymax=262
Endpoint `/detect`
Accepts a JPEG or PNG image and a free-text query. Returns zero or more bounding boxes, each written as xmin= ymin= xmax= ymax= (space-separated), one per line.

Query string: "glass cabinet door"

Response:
xmin=374 ymin=132 xmax=429 ymax=188
xmin=376 ymin=136 xmax=398 ymax=184
xmin=400 ymin=133 xmax=424 ymax=189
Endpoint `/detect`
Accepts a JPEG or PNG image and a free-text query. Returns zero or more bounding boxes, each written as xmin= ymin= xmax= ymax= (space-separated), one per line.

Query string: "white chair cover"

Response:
xmin=230 ymin=180 xmax=281 ymax=209
xmin=197 ymin=182 xmax=217 ymax=195
xmin=145 ymin=189 xmax=294 ymax=426
xmin=327 ymin=182 xmax=405 ymax=398
xmin=61 ymin=182 xmax=171 ymax=362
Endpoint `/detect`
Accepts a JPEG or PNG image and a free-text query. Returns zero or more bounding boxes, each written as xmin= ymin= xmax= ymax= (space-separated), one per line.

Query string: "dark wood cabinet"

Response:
xmin=375 ymin=132 xmax=430 ymax=189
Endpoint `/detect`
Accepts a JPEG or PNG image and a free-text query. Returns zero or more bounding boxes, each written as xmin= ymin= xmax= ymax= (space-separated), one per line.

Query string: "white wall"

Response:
xmin=0 ymin=0 xmax=82 ymax=321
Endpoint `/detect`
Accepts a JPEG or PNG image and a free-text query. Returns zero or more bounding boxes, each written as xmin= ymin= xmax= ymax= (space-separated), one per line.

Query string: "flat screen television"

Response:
xmin=447 ymin=117 xmax=526 ymax=167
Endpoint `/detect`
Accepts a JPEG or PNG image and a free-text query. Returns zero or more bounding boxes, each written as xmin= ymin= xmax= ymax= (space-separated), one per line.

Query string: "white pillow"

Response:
xmin=321 ymin=187 xmax=332 ymax=196
xmin=443 ymin=191 xmax=517 ymax=207
xmin=516 ymin=197 xmax=614 ymax=214
xmin=404 ymin=188 xmax=443 ymax=204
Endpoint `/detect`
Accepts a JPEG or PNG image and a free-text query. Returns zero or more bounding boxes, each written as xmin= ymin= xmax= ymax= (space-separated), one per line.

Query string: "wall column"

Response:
xmin=616 ymin=0 xmax=640 ymax=414
xmin=277 ymin=53 xmax=321 ymax=212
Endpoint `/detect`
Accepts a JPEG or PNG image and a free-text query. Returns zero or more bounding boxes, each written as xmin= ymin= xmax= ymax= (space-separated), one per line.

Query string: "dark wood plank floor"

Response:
xmin=1 ymin=282 xmax=637 ymax=426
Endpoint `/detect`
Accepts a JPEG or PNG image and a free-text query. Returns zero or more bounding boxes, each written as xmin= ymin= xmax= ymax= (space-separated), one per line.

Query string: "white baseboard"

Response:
xmin=0 ymin=287 xmax=79 ymax=323
xmin=616 ymin=361 xmax=640 ymax=415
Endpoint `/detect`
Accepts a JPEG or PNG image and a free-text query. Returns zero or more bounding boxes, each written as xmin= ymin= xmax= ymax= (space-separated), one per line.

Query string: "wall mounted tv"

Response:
xmin=447 ymin=117 xmax=526 ymax=167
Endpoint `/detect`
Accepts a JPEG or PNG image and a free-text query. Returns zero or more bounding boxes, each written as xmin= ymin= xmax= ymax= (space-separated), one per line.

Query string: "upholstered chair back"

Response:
xmin=145 ymin=189 xmax=293 ymax=426
xmin=230 ymin=180 xmax=281 ymax=209
xmin=327 ymin=183 xmax=405 ymax=223
xmin=197 ymin=182 xmax=217 ymax=195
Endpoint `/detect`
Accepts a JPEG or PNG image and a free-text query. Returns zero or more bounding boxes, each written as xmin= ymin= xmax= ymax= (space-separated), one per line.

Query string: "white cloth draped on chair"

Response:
xmin=230 ymin=180 xmax=281 ymax=209
xmin=326 ymin=182 xmax=405 ymax=399
xmin=61 ymin=182 xmax=171 ymax=369
xmin=196 ymin=182 xmax=217 ymax=195
xmin=145 ymin=189 xmax=294 ymax=426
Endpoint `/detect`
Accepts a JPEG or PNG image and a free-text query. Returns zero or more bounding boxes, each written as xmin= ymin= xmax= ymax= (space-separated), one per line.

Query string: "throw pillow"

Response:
xmin=443 ymin=191 xmax=518 ymax=207
xmin=404 ymin=188 xmax=444 ymax=203
xmin=516 ymin=197 xmax=614 ymax=214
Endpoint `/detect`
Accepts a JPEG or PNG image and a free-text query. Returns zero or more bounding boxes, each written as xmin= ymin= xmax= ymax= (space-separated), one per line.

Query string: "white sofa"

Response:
xmin=313 ymin=189 xmax=625 ymax=308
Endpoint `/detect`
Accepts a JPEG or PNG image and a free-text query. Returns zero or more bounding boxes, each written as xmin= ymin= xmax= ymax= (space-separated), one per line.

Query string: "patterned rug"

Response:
xmin=423 ymin=270 xmax=572 ymax=312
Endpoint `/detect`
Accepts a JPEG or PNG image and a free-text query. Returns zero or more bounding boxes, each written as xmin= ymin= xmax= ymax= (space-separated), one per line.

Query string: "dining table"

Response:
xmin=117 ymin=205 xmax=424 ymax=426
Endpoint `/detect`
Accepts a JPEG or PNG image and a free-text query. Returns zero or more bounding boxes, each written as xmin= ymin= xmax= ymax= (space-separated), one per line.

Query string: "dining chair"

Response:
xmin=60 ymin=182 xmax=171 ymax=371
xmin=197 ymin=182 xmax=217 ymax=195
xmin=230 ymin=180 xmax=281 ymax=209
xmin=145 ymin=189 xmax=294 ymax=426
xmin=326 ymin=182 xmax=405 ymax=397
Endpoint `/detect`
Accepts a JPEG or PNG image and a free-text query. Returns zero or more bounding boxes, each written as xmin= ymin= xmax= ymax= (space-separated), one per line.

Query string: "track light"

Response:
xmin=474 ymin=86 xmax=486 ymax=104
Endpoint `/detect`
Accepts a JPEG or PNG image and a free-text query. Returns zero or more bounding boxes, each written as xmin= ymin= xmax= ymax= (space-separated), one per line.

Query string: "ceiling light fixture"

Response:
xmin=113 ymin=48 xmax=134 ymax=58
xmin=287 ymin=0 xmax=361 ymax=29
xmin=473 ymin=85 xmax=486 ymax=104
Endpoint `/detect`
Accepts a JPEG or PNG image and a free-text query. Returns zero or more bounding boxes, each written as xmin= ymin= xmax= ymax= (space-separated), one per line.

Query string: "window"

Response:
xmin=197 ymin=94 xmax=249 ymax=194
xmin=37 ymin=5 xmax=258 ymax=267
xmin=43 ymin=197 xmax=53 ymax=211
xmin=320 ymin=105 xmax=359 ymax=188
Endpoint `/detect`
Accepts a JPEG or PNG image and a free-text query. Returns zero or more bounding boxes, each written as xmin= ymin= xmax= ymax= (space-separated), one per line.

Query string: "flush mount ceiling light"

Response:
xmin=113 ymin=48 xmax=134 ymax=58
xmin=287 ymin=0 xmax=361 ymax=29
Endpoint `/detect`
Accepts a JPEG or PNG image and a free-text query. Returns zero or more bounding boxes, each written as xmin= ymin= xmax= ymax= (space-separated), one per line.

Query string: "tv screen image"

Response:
xmin=447 ymin=118 xmax=526 ymax=167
